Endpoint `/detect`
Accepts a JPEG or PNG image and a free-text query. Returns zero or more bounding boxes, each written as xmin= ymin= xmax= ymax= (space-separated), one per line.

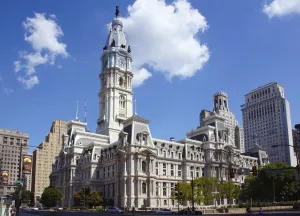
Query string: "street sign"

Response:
xmin=15 ymin=180 xmax=23 ymax=186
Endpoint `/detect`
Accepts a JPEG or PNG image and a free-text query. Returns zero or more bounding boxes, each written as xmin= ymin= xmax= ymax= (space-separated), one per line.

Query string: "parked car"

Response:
xmin=31 ymin=207 xmax=39 ymax=211
xmin=54 ymin=206 xmax=64 ymax=211
xmin=106 ymin=207 xmax=124 ymax=214
xmin=178 ymin=208 xmax=202 ymax=215
xmin=156 ymin=209 xmax=175 ymax=215
xmin=293 ymin=203 xmax=300 ymax=209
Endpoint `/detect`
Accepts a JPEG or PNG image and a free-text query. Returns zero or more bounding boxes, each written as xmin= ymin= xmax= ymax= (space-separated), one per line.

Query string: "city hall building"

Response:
xmin=50 ymin=7 xmax=266 ymax=208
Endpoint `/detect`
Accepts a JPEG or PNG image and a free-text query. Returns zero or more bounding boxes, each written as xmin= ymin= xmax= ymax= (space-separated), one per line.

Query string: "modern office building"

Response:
xmin=50 ymin=7 xmax=260 ymax=208
xmin=0 ymin=129 xmax=29 ymax=196
xmin=241 ymin=82 xmax=297 ymax=166
xmin=32 ymin=120 xmax=67 ymax=201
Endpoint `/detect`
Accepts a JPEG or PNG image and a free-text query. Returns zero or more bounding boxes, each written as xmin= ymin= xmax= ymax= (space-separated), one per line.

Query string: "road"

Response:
xmin=20 ymin=211 xmax=300 ymax=216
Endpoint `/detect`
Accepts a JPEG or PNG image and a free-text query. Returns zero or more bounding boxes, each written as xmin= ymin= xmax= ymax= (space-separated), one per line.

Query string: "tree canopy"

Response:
xmin=239 ymin=162 xmax=299 ymax=202
xmin=73 ymin=187 xmax=103 ymax=207
xmin=172 ymin=177 xmax=240 ymax=205
xmin=41 ymin=187 xmax=63 ymax=207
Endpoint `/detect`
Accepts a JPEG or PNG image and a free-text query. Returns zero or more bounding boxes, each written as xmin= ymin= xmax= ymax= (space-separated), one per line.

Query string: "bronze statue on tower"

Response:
xmin=115 ymin=6 xmax=120 ymax=18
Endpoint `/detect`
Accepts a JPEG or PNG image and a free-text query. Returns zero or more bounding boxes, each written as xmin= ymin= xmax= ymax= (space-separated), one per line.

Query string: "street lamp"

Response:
xmin=224 ymin=145 xmax=233 ymax=206
xmin=191 ymin=170 xmax=195 ymax=213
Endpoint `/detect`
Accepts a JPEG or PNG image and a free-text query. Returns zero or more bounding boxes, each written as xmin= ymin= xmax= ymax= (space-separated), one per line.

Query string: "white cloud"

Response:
xmin=263 ymin=0 xmax=300 ymax=18
xmin=132 ymin=68 xmax=152 ymax=87
xmin=0 ymin=75 xmax=14 ymax=95
xmin=14 ymin=13 xmax=68 ymax=89
xmin=17 ymin=76 xmax=39 ymax=89
xmin=4 ymin=88 xmax=14 ymax=95
xmin=119 ymin=0 xmax=209 ymax=87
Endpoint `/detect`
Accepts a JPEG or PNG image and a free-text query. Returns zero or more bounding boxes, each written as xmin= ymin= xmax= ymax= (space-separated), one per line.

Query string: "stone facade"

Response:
xmin=50 ymin=7 xmax=261 ymax=209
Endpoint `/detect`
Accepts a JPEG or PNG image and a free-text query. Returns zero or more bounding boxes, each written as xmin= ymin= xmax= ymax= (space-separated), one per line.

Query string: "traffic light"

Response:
xmin=229 ymin=168 xmax=234 ymax=178
xmin=252 ymin=166 xmax=257 ymax=176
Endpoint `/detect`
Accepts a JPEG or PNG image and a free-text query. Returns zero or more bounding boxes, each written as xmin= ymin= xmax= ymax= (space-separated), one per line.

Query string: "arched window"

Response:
xmin=119 ymin=95 xmax=125 ymax=108
xmin=142 ymin=161 xmax=146 ymax=173
xmin=142 ymin=182 xmax=147 ymax=194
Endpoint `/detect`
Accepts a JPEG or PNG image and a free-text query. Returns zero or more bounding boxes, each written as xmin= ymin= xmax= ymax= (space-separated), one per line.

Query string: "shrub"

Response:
xmin=96 ymin=206 xmax=104 ymax=211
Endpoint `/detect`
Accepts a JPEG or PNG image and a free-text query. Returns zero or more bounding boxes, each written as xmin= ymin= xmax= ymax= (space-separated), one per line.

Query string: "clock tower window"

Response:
xmin=119 ymin=95 xmax=126 ymax=109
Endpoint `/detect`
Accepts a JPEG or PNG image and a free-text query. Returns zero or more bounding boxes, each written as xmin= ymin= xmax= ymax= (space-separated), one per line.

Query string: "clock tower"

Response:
xmin=96 ymin=6 xmax=134 ymax=143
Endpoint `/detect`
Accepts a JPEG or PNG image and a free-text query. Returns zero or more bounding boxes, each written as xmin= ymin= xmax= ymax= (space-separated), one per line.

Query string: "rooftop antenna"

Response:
xmin=84 ymin=99 xmax=87 ymax=123
xmin=76 ymin=100 xmax=79 ymax=120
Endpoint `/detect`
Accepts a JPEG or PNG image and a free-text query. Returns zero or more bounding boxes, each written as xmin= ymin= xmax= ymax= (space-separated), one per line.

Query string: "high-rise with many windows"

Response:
xmin=241 ymin=82 xmax=297 ymax=166
xmin=0 ymin=129 xmax=29 ymax=196
xmin=32 ymin=120 xmax=67 ymax=201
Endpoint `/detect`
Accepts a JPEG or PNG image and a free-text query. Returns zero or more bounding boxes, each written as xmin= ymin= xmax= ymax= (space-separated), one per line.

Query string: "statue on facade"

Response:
xmin=128 ymin=46 xmax=131 ymax=53
xmin=111 ymin=39 xmax=116 ymax=47
xmin=115 ymin=6 xmax=120 ymax=18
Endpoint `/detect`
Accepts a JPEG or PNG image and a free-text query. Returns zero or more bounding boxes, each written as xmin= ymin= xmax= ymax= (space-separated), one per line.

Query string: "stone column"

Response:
xmin=124 ymin=155 xmax=127 ymax=175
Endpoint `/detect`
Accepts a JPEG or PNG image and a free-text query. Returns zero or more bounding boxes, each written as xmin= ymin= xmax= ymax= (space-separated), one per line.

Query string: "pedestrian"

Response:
xmin=259 ymin=207 xmax=263 ymax=215
xmin=10 ymin=205 xmax=16 ymax=216
xmin=132 ymin=206 xmax=135 ymax=215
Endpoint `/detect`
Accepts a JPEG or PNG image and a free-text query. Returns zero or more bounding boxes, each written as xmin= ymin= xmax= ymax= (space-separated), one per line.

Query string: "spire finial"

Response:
xmin=76 ymin=100 xmax=79 ymax=120
xmin=134 ymin=97 xmax=137 ymax=115
xmin=115 ymin=6 xmax=120 ymax=18
xmin=84 ymin=99 xmax=87 ymax=123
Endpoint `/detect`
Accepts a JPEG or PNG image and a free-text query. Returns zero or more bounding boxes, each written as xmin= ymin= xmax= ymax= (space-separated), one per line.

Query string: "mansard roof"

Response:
xmin=124 ymin=114 xmax=149 ymax=125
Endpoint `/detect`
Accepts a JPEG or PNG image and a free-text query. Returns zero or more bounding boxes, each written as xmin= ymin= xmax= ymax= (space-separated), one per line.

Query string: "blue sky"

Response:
xmin=0 ymin=0 xmax=300 ymax=153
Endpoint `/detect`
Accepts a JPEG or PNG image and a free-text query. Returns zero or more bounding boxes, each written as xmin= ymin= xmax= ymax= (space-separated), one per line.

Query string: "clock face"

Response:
xmin=118 ymin=57 xmax=126 ymax=68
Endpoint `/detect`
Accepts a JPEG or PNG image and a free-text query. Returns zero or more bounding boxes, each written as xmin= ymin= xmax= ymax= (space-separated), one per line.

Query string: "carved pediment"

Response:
xmin=138 ymin=147 xmax=156 ymax=156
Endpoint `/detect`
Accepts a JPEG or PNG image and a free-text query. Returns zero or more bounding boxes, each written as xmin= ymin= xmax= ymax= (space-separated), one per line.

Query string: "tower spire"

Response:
xmin=76 ymin=100 xmax=79 ymax=120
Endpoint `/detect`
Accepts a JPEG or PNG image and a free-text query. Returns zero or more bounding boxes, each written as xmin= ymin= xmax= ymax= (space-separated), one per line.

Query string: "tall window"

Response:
xmin=196 ymin=167 xmax=200 ymax=177
xmin=156 ymin=162 xmax=159 ymax=175
xmin=156 ymin=182 xmax=159 ymax=196
xmin=163 ymin=163 xmax=167 ymax=176
xmin=190 ymin=166 xmax=194 ymax=177
xmin=142 ymin=182 xmax=147 ymax=194
xmin=170 ymin=164 xmax=174 ymax=176
xmin=142 ymin=161 xmax=146 ymax=173
xmin=103 ymin=167 xmax=106 ymax=178
xmin=112 ymin=165 xmax=115 ymax=177
xmin=108 ymin=166 xmax=110 ymax=177
xmin=178 ymin=153 xmax=181 ymax=160
xmin=119 ymin=95 xmax=126 ymax=108
xmin=178 ymin=165 xmax=182 ymax=177
xmin=163 ymin=182 xmax=167 ymax=196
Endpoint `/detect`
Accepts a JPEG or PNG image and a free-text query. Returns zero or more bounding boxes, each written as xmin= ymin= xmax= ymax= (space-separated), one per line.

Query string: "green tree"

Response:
xmin=11 ymin=188 xmax=34 ymax=205
xmin=193 ymin=177 xmax=218 ymax=205
xmin=74 ymin=187 xmax=103 ymax=207
xmin=171 ymin=182 xmax=191 ymax=205
xmin=217 ymin=181 xmax=240 ymax=204
xmin=86 ymin=190 xmax=103 ymax=207
xmin=239 ymin=162 xmax=299 ymax=202
xmin=41 ymin=187 xmax=63 ymax=207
